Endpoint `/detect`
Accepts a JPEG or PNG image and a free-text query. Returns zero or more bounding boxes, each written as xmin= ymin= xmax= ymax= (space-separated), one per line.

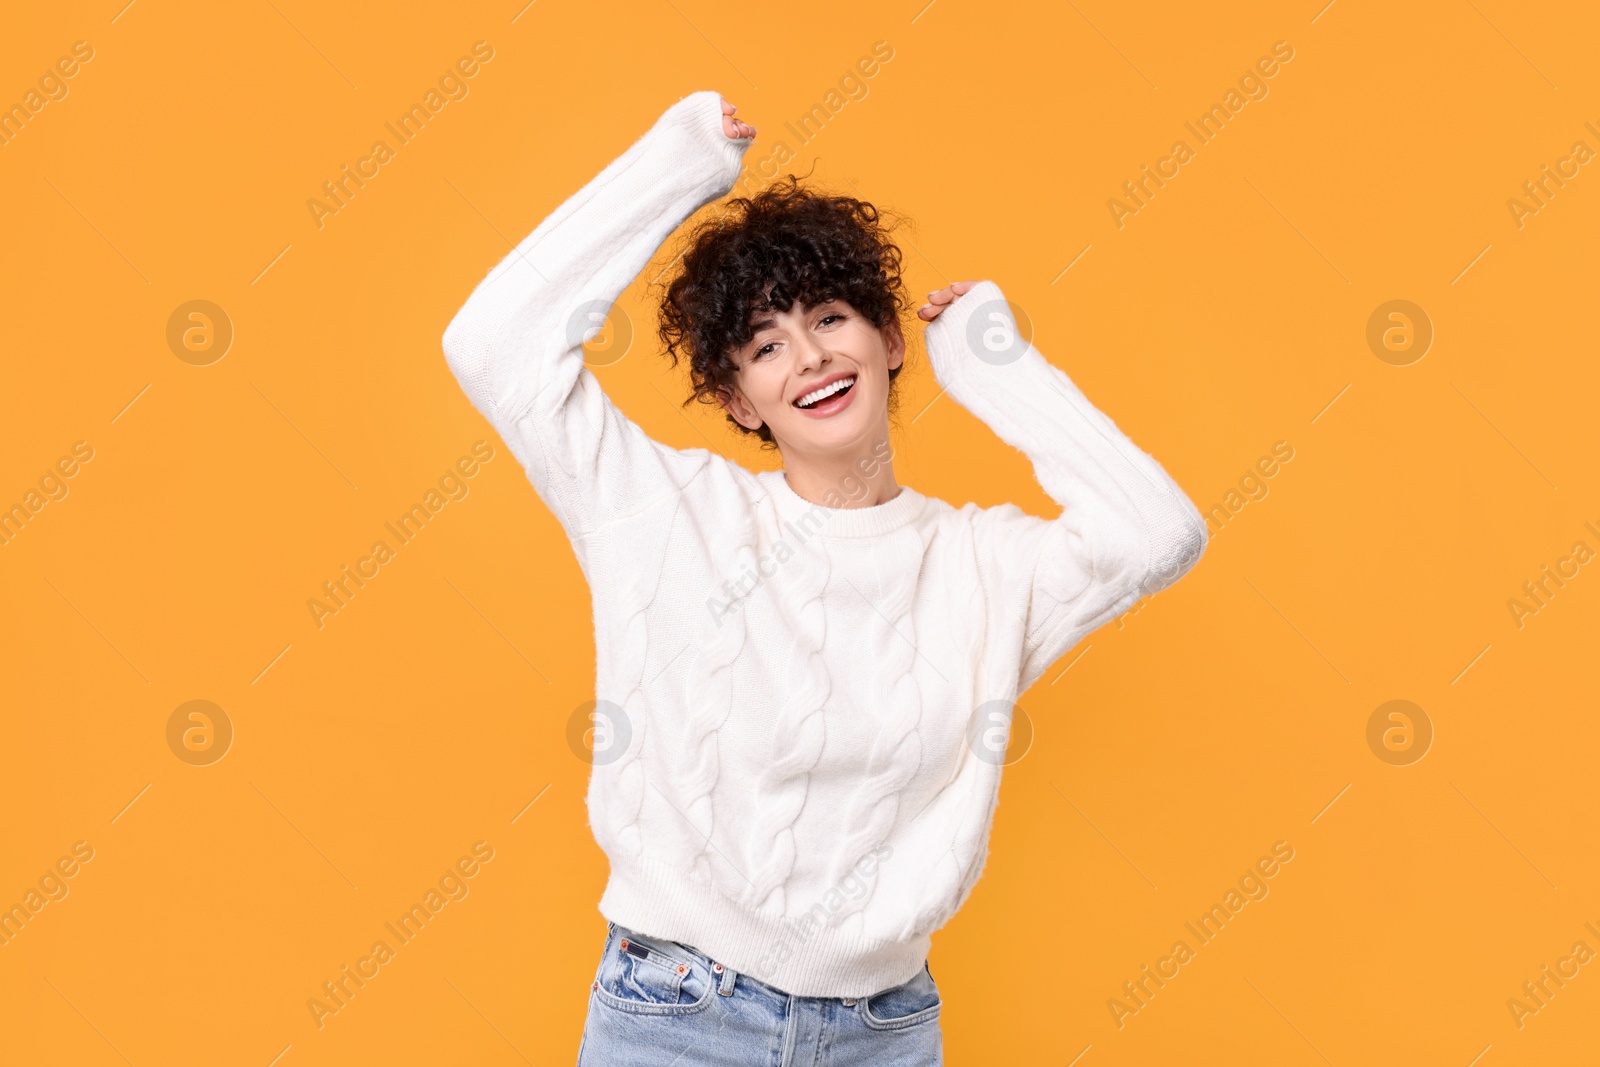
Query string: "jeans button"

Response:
xmin=843 ymin=997 xmax=856 ymax=1006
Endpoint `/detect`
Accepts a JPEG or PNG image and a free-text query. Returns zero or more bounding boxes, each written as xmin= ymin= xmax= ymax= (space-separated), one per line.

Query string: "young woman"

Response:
xmin=443 ymin=90 xmax=1207 ymax=1066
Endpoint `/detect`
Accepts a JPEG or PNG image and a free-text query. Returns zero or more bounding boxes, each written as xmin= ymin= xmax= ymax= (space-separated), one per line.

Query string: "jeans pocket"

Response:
xmin=861 ymin=961 xmax=942 ymax=1031
xmin=591 ymin=926 xmax=716 ymax=1017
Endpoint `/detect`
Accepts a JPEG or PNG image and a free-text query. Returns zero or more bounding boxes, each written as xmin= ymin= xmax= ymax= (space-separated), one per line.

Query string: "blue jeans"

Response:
xmin=577 ymin=921 xmax=944 ymax=1066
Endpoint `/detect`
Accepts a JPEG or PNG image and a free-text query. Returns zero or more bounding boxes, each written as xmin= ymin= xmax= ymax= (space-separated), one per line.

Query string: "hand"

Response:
xmin=918 ymin=280 xmax=978 ymax=321
xmin=721 ymin=98 xmax=758 ymax=140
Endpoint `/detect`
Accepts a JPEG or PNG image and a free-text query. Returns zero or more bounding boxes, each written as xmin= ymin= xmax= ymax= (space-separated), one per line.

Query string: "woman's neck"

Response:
xmin=780 ymin=447 xmax=902 ymax=510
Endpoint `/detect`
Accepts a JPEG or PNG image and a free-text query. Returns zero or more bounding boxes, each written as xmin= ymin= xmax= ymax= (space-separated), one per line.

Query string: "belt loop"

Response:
xmin=713 ymin=958 xmax=736 ymax=996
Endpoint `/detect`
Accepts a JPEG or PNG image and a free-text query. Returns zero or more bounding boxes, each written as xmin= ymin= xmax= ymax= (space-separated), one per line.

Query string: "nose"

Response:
xmin=792 ymin=328 xmax=829 ymax=374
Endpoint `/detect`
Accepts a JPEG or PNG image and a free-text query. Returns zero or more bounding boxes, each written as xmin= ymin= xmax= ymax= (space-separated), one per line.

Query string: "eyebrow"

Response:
xmin=746 ymin=300 xmax=839 ymax=336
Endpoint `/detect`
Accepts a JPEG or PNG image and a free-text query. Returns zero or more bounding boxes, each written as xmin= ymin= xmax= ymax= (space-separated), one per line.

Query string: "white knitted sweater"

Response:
xmin=442 ymin=90 xmax=1208 ymax=997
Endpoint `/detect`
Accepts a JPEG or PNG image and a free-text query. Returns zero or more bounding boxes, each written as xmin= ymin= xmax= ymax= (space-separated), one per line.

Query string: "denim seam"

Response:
xmin=592 ymin=967 xmax=717 ymax=1017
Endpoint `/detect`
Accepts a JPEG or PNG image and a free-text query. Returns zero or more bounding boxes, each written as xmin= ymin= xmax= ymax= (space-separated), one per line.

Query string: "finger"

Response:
xmin=721 ymin=99 xmax=736 ymax=114
xmin=927 ymin=287 xmax=956 ymax=306
xmin=951 ymin=280 xmax=977 ymax=295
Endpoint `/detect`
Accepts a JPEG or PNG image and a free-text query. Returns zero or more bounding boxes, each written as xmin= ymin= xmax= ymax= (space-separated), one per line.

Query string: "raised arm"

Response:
xmin=441 ymin=90 xmax=753 ymax=541
xmin=920 ymin=280 xmax=1208 ymax=693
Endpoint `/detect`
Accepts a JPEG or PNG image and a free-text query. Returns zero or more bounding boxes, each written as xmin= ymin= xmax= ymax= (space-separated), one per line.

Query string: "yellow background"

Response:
xmin=3 ymin=0 xmax=1597 ymax=1063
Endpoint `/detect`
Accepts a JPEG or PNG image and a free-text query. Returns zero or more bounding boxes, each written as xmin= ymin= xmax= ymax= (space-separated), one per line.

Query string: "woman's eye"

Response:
xmin=819 ymin=313 xmax=843 ymax=326
xmin=756 ymin=343 xmax=776 ymax=358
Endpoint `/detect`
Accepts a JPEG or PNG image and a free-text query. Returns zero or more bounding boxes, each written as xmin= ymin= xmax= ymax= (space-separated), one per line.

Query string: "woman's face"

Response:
xmin=719 ymin=297 xmax=904 ymax=460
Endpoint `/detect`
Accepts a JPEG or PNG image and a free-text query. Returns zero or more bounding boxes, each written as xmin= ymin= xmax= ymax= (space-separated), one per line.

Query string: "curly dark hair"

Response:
xmin=655 ymin=170 xmax=913 ymax=448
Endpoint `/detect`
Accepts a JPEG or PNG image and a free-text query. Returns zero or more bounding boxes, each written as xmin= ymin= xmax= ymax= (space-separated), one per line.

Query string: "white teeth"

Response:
xmin=796 ymin=376 xmax=855 ymax=408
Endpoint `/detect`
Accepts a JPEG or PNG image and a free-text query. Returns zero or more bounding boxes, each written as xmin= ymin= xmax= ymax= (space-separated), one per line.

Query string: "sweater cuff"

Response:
xmin=922 ymin=279 xmax=1027 ymax=391
xmin=662 ymin=89 xmax=752 ymax=183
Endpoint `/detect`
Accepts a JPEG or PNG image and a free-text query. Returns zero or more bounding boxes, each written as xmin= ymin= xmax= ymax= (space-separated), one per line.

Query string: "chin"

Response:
xmin=789 ymin=411 xmax=873 ymax=448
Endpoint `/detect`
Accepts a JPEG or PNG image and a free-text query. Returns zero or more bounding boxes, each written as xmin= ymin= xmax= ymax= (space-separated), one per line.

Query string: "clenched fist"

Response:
xmin=720 ymin=97 xmax=758 ymax=140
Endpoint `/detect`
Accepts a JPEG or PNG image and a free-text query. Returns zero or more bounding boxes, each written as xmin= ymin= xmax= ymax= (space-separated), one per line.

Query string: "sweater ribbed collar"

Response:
xmin=758 ymin=469 xmax=927 ymax=539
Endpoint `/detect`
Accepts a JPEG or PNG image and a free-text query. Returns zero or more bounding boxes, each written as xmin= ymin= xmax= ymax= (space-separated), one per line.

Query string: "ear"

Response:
xmin=718 ymin=384 xmax=765 ymax=433
xmin=883 ymin=317 xmax=906 ymax=372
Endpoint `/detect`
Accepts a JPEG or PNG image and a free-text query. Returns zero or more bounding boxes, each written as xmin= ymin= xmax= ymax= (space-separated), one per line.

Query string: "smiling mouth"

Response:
xmin=795 ymin=376 xmax=856 ymax=408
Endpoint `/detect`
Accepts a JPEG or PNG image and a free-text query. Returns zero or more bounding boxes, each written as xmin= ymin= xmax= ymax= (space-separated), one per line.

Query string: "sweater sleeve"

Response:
xmin=441 ymin=90 xmax=752 ymax=542
xmin=921 ymin=281 xmax=1208 ymax=693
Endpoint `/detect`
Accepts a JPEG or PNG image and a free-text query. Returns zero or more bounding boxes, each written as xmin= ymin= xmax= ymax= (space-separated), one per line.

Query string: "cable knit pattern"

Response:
xmin=440 ymin=89 xmax=1209 ymax=997
xmin=817 ymin=522 xmax=933 ymax=930
xmin=897 ymin=758 xmax=997 ymax=941
xmin=595 ymin=516 xmax=675 ymax=861
xmin=678 ymin=504 xmax=756 ymax=897
xmin=883 ymin=526 xmax=994 ymax=941
xmin=739 ymin=525 xmax=832 ymax=914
